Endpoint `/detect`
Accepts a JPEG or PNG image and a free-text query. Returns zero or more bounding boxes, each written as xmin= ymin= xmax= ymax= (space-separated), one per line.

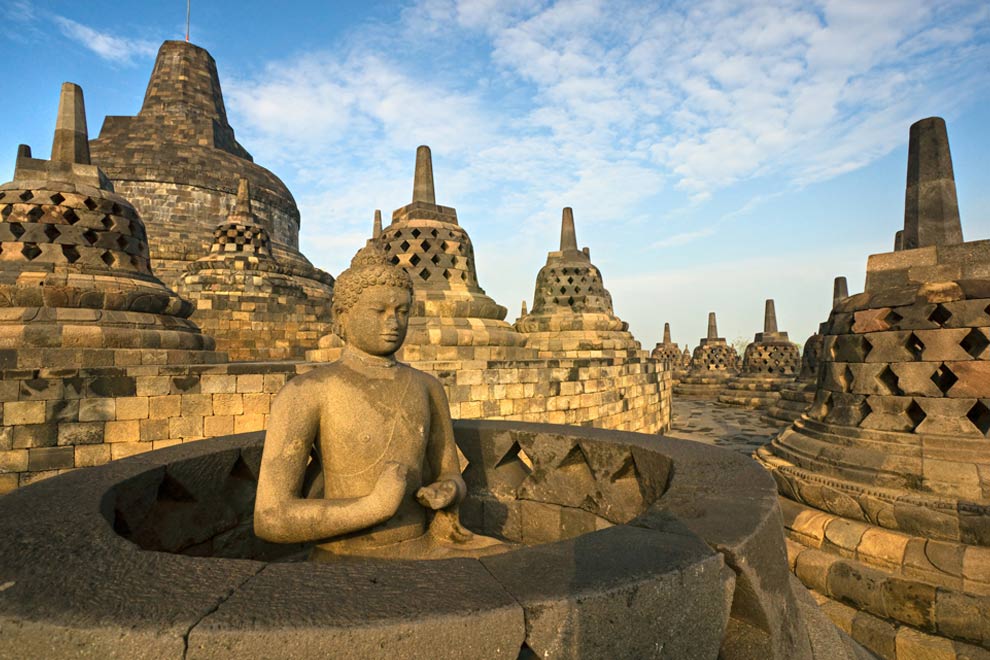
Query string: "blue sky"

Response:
xmin=2 ymin=0 xmax=989 ymax=349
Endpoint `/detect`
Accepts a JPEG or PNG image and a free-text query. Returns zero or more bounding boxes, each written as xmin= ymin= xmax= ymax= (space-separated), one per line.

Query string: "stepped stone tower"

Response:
xmin=0 ymin=83 xmax=223 ymax=370
xmin=174 ymin=178 xmax=332 ymax=361
xmin=515 ymin=208 xmax=640 ymax=357
xmin=719 ymin=300 xmax=801 ymax=409
xmin=766 ymin=277 xmax=849 ymax=423
xmin=89 ymin=41 xmax=333 ymax=299
xmin=379 ymin=146 xmax=525 ymax=361
xmin=673 ymin=312 xmax=739 ymax=398
xmin=757 ymin=118 xmax=990 ymax=658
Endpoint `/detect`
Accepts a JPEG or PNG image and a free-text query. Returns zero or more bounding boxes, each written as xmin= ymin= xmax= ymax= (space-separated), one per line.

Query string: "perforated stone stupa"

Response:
xmin=174 ymin=178 xmax=332 ymax=361
xmin=674 ymin=312 xmax=739 ymax=398
xmin=652 ymin=322 xmax=683 ymax=370
xmin=378 ymin=146 xmax=525 ymax=361
xmin=719 ymin=300 xmax=801 ymax=409
xmin=89 ymin=40 xmax=334 ymax=357
xmin=0 ymin=83 xmax=223 ymax=371
xmin=766 ymin=277 xmax=849 ymax=424
xmin=758 ymin=117 xmax=990 ymax=658
xmin=515 ymin=208 xmax=640 ymax=357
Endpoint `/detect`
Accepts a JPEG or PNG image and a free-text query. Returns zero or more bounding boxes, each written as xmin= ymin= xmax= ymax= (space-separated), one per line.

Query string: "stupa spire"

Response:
xmin=521 ymin=300 xmax=528 ymax=316
xmin=902 ymin=117 xmax=962 ymax=249
xmin=833 ymin=276 xmax=848 ymax=307
xmin=412 ymin=145 xmax=436 ymax=204
xmin=373 ymin=209 xmax=382 ymax=239
xmin=707 ymin=312 xmax=718 ymax=340
xmin=560 ymin=207 xmax=578 ymax=252
xmin=763 ymin=299 xmax=778 ymax=334
xmin=663 ymin=322 xmax=672 ymax=344
xmin=51 ymin=83 xmax=90 ymax=164
xmin=233 ymin=177 xmax=251 ymax=215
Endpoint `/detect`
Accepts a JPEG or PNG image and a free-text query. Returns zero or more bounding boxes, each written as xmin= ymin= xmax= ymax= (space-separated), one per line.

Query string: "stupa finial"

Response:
xmin=521 ymin=300 xmax=528 ymax=316
xmin=373 ymin=209 xmax=383 ymax=239
xmin=707 ymin=312 xmax=718 ymax=340
xmin=663 ymin=322 xmax=672 ymax=344
xmin=412 ymin=145 xmax=436 ymax=204
xmin=833 ymin=276 xmax=848 ymax=307
xmin=902 ymin=117 xmax=962 ymax=249
xmin=764 ymin=299 xmax=778 ymax=334
xmin=51 ymin=82 xmax=90 ymax=164
xmin=233 ymin=177 xmax=251 ymax=215
xmin=560 ymin=207 xmax=578 ymax=252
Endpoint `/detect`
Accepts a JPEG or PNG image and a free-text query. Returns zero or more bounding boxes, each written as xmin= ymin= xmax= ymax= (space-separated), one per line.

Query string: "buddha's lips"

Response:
xmin=381 ymin=334 xmax=400 ymax=341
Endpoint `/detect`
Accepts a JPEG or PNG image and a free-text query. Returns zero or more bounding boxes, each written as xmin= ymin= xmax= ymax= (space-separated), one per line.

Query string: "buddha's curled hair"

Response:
xmin=331 ymin=241 xmax=414 ymax=340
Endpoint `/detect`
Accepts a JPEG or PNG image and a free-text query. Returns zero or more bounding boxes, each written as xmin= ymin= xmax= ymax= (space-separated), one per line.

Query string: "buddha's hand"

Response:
xmin=370 ymin=461 xmax=410 ymax=518
xmin=416 ymin=479 xmax=459 ymax=510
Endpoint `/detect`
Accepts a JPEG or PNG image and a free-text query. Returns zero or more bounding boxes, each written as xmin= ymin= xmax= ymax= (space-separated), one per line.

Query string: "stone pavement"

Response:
xmin=663 ymin=396 xmax=789 ymax=456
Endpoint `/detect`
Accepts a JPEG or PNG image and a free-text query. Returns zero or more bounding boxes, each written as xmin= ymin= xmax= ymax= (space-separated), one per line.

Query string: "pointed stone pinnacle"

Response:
xmin=902 ymin=117 xmax=962 ymax=249
xmin=51 ymin=82 xmax=90 ymax=164
xmin=560 ymin=207 xmax=578 ymax=252
xmin=373 ymin=209 xmax=383 ymax=239
xmin=412 ymin=145 xmax=436 ymax=204
xmin=707 ymin=312 xmax=718 ymax=340
xmin=833 ymin=276 xmax=848 ymax=307
xmin=764 ymin=299 xmax=778 ymax=334
xmin=582 ymin=247 xmax=590 ymax=259
xmin=521 ymin=300 xmax=528 ymax=316
xmin=233 ymin=177 xmax=251 ymax=215
xmin=663 ymin=322 xmax=672 ymax=344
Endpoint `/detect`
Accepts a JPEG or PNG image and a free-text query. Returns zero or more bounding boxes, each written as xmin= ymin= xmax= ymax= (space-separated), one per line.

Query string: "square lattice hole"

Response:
xmin=876 ymin=365 xmax=903 ymax=396
xmin=906 ymin=400 xmax=927 ymax=430
xmin=967 ymin=401 xmax=990 ymax=436
xmin=929 ymin=304 xmax=953 ymax=327
xmin=960 ymin=328 xmax=989 ymax=359
xmin=883 ymin=308 xmax=903 ymax=329
xmin=930 ymin=363 xmax=959 ymax=395
xmin=905 ymin=333 xmax=925 ymax=360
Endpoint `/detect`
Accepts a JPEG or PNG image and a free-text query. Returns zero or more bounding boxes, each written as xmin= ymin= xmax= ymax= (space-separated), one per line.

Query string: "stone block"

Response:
xmin=241 ymin=393 xmax=269 ymax=415
xmin=79 ymin=398 xmax=116 ymax=422
xmin=57 ymin=422 xmax=103 ymax=446
xmin=12 ymin=424 xmax=57 ymax=449
xmin=28 ymin=446 xmax=74 ymax=471
xmin=4 ymin=400 xmax=46 ymax=425
xmin=149 ymin=395 xmax=181 ymax=419
xmin=182 ymin=394 xmax=214 ymax=416
xmin=203 ymin=415 xmax=234 ymax=437
xmin=170 ymin=415 xmax=203 ymax=439
xmin=212 ymin=393 xmax=243 ymax=416
xmin=110 ymin=442 xmax=151 ymax=460
xmin=116 ymin=397 xmax=150 ymax=420
xmin=139 ymin=418 xmax=170 ymax=442
xmin=74 ymin=444 xmax=110 ymax=467
xmin=235 ymin=374 xmax=264 ymax=393
xmin=0 ymin=449 xmax=28 ymax=472
xmin=201 ymin=375 xmax=236 ymax=394
xmin=104 ymin=420 xmax=140 ymax=444
xmin=234 ymin=414 xmax=265 ymax=433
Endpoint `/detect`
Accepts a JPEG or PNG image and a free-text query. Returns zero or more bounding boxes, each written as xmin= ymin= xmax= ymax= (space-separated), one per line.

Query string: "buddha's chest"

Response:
xmin=317 ymin=373 xmax=431 ymax=492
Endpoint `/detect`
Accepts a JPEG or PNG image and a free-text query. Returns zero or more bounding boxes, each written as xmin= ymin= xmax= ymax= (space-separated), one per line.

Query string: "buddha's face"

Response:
xmin=340 ymin=285 xmax=411 ymax=356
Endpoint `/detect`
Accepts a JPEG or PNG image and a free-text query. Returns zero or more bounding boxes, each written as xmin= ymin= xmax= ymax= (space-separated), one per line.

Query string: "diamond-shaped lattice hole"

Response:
xmin=883 ymin=308 xmax=903 ymax=329
xmin=431 ymin=254 xmax=440 ymax=266
xmin=21 ymin=243 xmax=41 ymax=260
xmin=9 ymin=223 xmax=24 ymax=239
xmin=409 ymin=254 xmax=420 ymax=267
xmin=442 ymin=269 xmax=452 ymax=280
xmin=101 ymin=215 xmax=114 ymax=230
xmin=841 ymin=365 xmax=855 ymax=392
xmin=930 ymin=363 xmax=958 ymax=395
xmin=967 ymin=401 xmax=990 ymax=436
xmin=929 ymin=304 xmax=953 ymax=327
xmin=389 ymin=255 xmax=400 ymax=265
xmin=559 ymin=286 xmax=567 ymax=295
xmin=876 ymin=365 xmax=902 ymax=396
xmin=460 ymin=272 xmax=466 ymax=280
xmin=49 ymin=193 xmax=65 ymax=205
xmin=410 ymin=228 xmax=421 ymax=238
xmin=26 ymin=206 xmax=44 ymax=222
xmin=418 ymin=268 xmax=431 ymax=281
xmin=567 ymin=276 xmax=574 ymax=284
xmin=855 ymin=398 xmax=872 ymax=425
xmin=906 ymin=400 xmax=926 ymax=430
xmin=399 ymin=240 xmax=410 ymax=251
xmin=117 ymin=235 xmax=131 ymax=251
xmin=18 ymin=190 xmax=32 ymax=201
xmin=83 ymin=197 xmax=97 ymax=210
xmin=63 ymin=208 xmax=79 ymax=224
xmin=82 ymin=229 xmax=98 ymax=245
xmin=420 ymin=240 xmax=431 ymax=252
xmin=61 ymin=244 xmax=80 ymax=263
xmin=0 ymin=206 xmax=10 ymax=220
xmin=43 ymin=224 xmax=60 ymax=242
xmin=960 ymin=328 xmax=990 ymax=359
xmin=567 ymin=296 xmax=575 ymax=306
xmin=906 ymin=333 xmax=925 ymax=360
xmin=430 ymin=228 xmax=438 ymax=238
xmin=382 ymin=242 xmax=391 ymax=252
xmin=101 ymin=251 xmax=115 ymax=267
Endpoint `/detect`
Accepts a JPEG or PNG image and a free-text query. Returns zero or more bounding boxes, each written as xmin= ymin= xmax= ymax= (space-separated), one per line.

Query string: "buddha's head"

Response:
xmin=332 ymin=242 xmax=415 ymax=356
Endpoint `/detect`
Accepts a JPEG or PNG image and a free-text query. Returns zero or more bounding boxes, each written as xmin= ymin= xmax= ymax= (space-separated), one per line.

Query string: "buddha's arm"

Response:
xmin=423 ymin=377 xmax=467 ymax=502
xmin=254 ymin=378 xmax=406 ymax=544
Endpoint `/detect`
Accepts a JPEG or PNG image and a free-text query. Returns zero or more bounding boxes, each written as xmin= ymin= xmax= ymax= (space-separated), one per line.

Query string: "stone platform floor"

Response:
xmin=662 ymin=396 xmax=789 ymax=456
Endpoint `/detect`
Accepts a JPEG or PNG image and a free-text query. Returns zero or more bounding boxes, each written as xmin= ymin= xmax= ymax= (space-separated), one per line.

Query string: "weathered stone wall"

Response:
xmin=0 ymin=358 xmax=671 ymax=493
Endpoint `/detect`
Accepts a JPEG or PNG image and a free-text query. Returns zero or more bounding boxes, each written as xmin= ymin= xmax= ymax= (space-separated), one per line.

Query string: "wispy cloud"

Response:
xmin=52 ymin=16 xmax=157 ymax=65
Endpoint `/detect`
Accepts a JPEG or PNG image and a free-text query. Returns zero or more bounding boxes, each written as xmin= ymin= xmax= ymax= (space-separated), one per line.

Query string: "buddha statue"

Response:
xmin=254 ymin=242 xmax=502 ymax=559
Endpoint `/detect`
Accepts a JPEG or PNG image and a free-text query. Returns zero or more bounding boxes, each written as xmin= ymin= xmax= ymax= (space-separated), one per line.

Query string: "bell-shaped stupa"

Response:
xmin=651 ymin=323 xmax=682 ymax=368
xmin=758 ymin=117 xmax=990 ymax=656
xmin=673 ymin=312 xmax=739 ymax=398
xmin=515 ymin=208 xmax=640 ymax=357
xmin=89 ymin=40 xmax=333 ymax=302
xmin=719 ymin=299 xmax=801 ymax=408
xmin=175 ymin=178 xmax=332 ymax=360
xmin=0 ymin=83 xmax=223 ymax=369
xmin=765 ymin=277 xmax=849 ymax=423
xmin=379 ymin=146 xmax=525 ymax=361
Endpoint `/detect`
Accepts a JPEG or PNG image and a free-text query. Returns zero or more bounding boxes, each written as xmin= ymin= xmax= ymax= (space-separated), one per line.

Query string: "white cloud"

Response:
xmin=53 ymin=16 xmax=157 ymax=64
